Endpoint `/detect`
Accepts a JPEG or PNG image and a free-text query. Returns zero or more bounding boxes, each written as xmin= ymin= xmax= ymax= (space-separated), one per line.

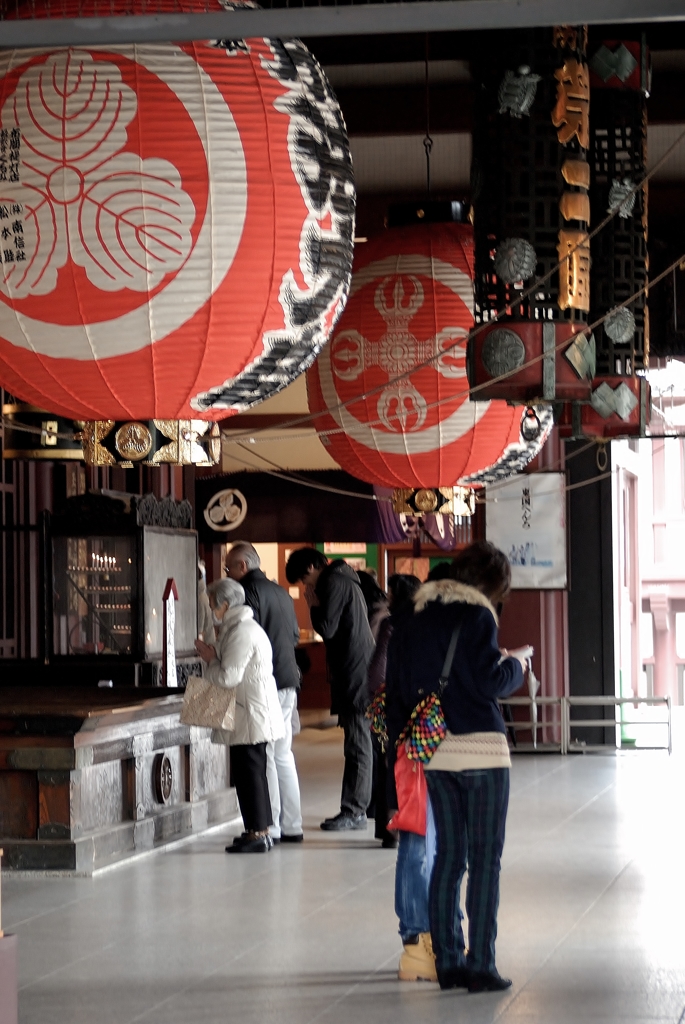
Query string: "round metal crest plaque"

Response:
xmin=481 ymin=329 xmax=526 ymax=378
xmin=153 ymin=753 xmax=173 ymax=805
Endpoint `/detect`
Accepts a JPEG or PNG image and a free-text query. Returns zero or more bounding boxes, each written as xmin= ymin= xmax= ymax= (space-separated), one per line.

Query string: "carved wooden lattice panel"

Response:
xmin=589 ymin=44 xmax=649 ymax=376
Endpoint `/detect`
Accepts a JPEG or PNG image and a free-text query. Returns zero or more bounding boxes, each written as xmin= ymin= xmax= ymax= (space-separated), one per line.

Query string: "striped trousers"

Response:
xmin=425 ymin=768 xmax=510 ymax=974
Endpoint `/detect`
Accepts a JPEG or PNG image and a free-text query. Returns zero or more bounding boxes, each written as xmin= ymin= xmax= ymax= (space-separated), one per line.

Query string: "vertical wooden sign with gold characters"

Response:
xmin=552 ymin=26 xmax=591 ymax=314
xmin=470 ymin=26 xmax=595 ymax=407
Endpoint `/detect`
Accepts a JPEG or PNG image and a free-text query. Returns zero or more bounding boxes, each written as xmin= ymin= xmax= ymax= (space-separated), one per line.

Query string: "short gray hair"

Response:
xmin=208 ymin=577 xmax=245 ymax=608
xmin=228 ymin=541 xmax=261 ymax=571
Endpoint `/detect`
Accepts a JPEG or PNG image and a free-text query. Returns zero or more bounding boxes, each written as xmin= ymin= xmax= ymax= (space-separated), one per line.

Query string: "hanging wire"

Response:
xmin=220 ymin=250 xmax=685 ymax=448
xmin=221 ymin=123 xmax=685 ymax=447
xmin=3 ymin=252 xmax=684 ymax=451
xmin=232 ymin=441 xmax=388 ymax=500
xmin=475 ymin=469 xmax=615 ymax=505
xmin=4 ymin=130 xmax=685 ymax=452
xmin=223 ymin=444 xmax=390 ymax=501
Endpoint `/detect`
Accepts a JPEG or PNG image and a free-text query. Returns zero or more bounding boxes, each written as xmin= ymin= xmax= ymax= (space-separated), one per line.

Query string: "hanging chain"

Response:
xmin=423 ymin=35 xmax=433 ymax=199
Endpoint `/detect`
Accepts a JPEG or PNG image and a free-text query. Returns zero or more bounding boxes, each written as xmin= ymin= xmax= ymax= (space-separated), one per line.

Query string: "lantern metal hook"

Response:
xmin=596 ymin=441 xmax=608 ymax=472
xmin=521 ymin=406 xmax=542 ymax=442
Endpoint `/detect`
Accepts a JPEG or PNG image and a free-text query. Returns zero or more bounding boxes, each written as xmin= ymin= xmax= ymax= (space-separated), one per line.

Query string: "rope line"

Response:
xmin=220 ymin=124 xmax=685 ymax=446
xmin=220 ymin=251 xmax=685 ymax=447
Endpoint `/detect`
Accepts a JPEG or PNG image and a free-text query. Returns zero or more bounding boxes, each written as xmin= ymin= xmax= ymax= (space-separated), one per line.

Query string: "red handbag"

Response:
xmin=388 ymin=741 xmax=427 ymax=836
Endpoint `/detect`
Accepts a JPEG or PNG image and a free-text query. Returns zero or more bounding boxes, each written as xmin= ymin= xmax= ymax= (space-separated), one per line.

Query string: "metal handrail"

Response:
xmin=566 ymin=695 xmax=672 ymax=755
xmin=499 ymin=696 xmax=567 ymax=755
xmin=498 ymin=695 xmax=672 ymax=756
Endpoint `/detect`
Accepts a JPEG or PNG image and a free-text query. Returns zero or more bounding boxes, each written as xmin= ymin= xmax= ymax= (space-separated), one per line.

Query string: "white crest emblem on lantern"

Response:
xmin=319 ymin=254 xmax=490 ymax=454
xmin=0 ymin=44 xmax=247 ymax=361
xmin=0 ymin=51 xmax=196 ymax=300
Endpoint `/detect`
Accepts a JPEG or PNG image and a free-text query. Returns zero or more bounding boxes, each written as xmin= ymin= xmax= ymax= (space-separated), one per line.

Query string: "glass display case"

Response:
xmin=52 ymin=535 xmax=135 ymax=656
xmin=49 ymin=506 xmax=199 ymax=682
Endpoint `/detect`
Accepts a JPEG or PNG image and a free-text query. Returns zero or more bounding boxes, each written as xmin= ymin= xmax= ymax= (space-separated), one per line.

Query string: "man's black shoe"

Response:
xmin=280 ymin=833 xmax=304 ymax=843
xmin=437 ymin=966 xmax=469 ymax=990
xmin=320 ymin=812 xmax=367 ymax=831
xmin=467 ymin=970 xmax=512 ymax=993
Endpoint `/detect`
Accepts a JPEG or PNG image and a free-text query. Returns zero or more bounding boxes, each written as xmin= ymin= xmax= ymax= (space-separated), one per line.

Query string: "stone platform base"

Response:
xmin=0 ymin=689 xmax=239 ymax=874
xmin=2 ymin=787 xmax=238 ymax=874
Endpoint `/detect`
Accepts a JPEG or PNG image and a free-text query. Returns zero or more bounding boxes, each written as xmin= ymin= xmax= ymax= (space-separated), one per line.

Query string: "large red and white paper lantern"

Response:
xmin=308 ymin=222 xmax=550 ymax=489
xmin=0 ymin=7 xmax=354 ymax=420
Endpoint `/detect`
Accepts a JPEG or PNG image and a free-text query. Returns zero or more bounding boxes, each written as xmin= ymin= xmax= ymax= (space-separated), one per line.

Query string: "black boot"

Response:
xmin=467 ymin=970 xmax=512 ymax=993
xmin=437 ymin=966 xmax=470 ymax=990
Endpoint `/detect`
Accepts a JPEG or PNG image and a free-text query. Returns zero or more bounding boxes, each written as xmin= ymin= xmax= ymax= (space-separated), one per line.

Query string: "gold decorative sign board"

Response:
xmin=392 ymin=487 xmax=475 ymax=517
xmin=80 ymin=420 xmax=221 ymax=467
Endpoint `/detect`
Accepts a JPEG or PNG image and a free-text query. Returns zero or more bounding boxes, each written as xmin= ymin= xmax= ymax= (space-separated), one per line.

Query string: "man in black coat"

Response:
xmin=286 ymin=547 xmax=375 ymax=831
xmin=226 ymin=542 xmax=303 ymax=843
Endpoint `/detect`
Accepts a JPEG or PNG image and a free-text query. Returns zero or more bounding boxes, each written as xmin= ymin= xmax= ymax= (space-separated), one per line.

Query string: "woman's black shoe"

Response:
xmin=467 ymin=970 xmax=512 ymax=993
xmin=226 ymin=835 xmax=270 ymax=853
xmin=437 ymin=966 xmax=469 ymax=990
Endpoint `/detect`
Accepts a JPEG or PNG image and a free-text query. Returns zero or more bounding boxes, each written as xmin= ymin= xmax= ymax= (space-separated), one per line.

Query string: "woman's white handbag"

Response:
xmin=180 ymin=676 xmax=236 ymax=730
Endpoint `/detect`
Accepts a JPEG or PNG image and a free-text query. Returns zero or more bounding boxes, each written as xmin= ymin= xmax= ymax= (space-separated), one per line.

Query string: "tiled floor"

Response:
xmin=5 ymin=724 xmax=685 ymax=1024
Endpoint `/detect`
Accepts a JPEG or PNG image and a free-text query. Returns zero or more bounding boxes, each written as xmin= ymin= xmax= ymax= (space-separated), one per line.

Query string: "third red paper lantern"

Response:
xmin=307 ymin=222 xmax=547 ymax=488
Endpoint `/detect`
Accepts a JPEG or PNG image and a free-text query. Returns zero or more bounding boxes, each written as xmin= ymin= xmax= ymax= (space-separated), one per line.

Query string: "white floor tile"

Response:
xmin=5 ymin=728 xmax=685 ymax=1024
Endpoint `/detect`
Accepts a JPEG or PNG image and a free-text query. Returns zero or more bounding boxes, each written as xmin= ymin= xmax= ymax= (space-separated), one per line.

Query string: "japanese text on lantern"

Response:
xmin=0 ymin=128 xmax=24 ymax=269
xmin=0 ymin=129 xmax=20 ymax=184
xmin=0 ymin=203 xmax=25 ymax=267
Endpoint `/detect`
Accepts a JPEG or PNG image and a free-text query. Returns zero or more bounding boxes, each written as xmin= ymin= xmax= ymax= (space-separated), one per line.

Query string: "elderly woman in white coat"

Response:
xmin=195 ymin=577 xmax=285 ymax=854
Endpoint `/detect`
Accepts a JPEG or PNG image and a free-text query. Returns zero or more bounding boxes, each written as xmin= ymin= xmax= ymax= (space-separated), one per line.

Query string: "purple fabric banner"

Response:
xmin=372 ymin=487 xmax=459 ymax=551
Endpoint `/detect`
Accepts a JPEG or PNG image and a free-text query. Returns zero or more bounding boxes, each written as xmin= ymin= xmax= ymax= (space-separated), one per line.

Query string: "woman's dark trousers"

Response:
xmin=369 ymin=733 xmax=393 ymax=841
xmin=425 ymin=768 xmax=510 ymax=975
xmin=230 ymin=742 xmax=273 ymax=833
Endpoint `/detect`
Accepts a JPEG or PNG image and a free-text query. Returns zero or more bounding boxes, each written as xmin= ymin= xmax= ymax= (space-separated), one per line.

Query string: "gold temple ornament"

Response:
xmin=391 ymin=487 xmax=476 ymax=517
xmin=561 ymin=158 xmax=591 ymax=189
xmin=80 ymin=421 xmax=116 ymax=466
xmin=115 ymin=422 xmax=153 ymax=461
xmin=559 ymin=191 xmax=591 ymax=223
xmin=149 ymin=420 xmax=221 ymax=466
xmin=552 ymin=59 xmax=590 ymax=149
xmin=79 ymin=420 xmax=221 ymax=467
xmin=558 ymin=230 xmax=591 ymax=311
xmin=552 ymin=25 xmax=588 ymax=53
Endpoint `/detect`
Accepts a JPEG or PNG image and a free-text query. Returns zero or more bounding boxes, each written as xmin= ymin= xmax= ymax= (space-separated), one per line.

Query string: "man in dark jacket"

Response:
xmin=226 ymin=542 xmax=303 ymax=843
xmin=286 ymin=547 xmax=375 ymax=831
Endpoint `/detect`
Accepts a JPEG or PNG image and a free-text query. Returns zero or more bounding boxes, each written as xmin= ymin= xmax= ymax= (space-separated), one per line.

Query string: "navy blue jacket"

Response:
xmin=386 ymin=580 xmax=523 ymax=801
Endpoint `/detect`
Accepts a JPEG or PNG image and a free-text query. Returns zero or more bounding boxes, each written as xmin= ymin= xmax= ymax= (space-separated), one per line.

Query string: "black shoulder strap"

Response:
xmin=438 ymin=622 xmax=462 ymax=695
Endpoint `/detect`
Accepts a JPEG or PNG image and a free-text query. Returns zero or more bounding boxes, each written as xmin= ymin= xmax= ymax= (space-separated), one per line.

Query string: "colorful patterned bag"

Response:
xmin=397 ymin=623 xmax=462 ymax=763
xmin=366 ymin=683 xmax=388 ymax=751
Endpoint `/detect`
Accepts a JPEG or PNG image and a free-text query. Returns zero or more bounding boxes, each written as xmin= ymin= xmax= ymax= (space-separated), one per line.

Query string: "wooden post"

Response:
xmin=162 ymin=579 xmax=179 ymax=688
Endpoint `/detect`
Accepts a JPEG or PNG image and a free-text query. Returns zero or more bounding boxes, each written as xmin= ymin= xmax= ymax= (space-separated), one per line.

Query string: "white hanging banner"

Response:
xmin=486 ymin=472 xmax=567 ymax=589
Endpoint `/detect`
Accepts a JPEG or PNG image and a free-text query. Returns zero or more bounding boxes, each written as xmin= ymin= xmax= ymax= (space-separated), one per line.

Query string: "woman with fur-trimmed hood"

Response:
xmin=386 ymin=541 xmax=527 ymax=994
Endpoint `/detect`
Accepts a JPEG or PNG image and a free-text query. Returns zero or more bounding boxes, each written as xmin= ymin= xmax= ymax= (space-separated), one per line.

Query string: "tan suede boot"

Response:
xmin=398 ymin=932 xmax=438 ymax=982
